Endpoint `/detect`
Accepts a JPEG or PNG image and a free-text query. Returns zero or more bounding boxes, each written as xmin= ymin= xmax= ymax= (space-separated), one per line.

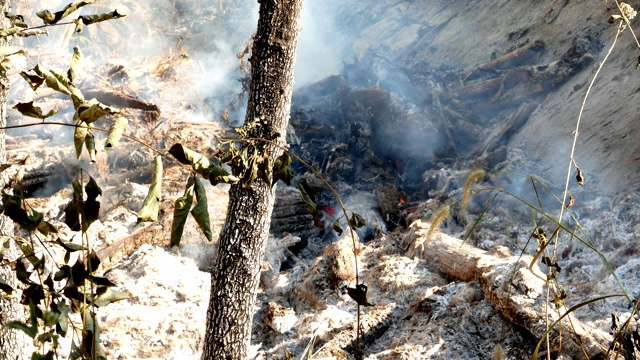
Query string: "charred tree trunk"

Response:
xmin=202 ymin=1 xmax=303 ymax=359
xmin=0 ymin=1 xmax=28 ymax=359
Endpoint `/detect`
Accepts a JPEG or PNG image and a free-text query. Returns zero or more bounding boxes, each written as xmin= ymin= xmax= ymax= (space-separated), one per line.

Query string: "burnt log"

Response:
xmin=464 ymin=39 xmax=546 ymax=82
xmin=403 ymin=220 xmax=609 ymax=359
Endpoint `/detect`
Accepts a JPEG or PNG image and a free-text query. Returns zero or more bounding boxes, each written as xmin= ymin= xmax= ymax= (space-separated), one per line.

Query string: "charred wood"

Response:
xmin=403 ymin=220 xmax=609 ymax=359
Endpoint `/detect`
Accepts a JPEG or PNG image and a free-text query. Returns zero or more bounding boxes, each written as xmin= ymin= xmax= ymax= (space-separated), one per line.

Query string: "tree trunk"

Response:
xmin=202 ymin=1 xmax=303 ymax=359
xmin=0 ymin=1 xmax=29 ymax=359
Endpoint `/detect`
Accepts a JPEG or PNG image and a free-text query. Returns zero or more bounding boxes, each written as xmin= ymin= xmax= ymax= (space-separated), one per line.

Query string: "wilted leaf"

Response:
xmin=0 ymin=164 xmax=11 ymax=173
xmin=88 ymin=275 xmax=115 ymax=287
xmin=0 ymin=45 xmax=25 ymax=57
xmin=82 ymin=310 xmax=107 ymax=360
xmin=272 ymin=152 xmax=294 ymax=186
xmin=54 ymin=265 xmax=70 ymax=281
xmin=0 ymin=27 xmax=19 ymax=38
xmin=73 ymin=121 xmax=88 ymax=159
xmin=575 ymin=166 xmax=584 ymax=186
xmin=551 ymin=289 xmax=567 ymax=309
xmin=168 ymin=143 xmax=239 ymax=185
xmin=203 ymin=165 xmax=239 ymax=186
xmin=5 ymin=13 xmax=28 ymax=28
xmin=36 ymin=1 xmax=97 ymax=25
xmin=75 ymin=98 xmax=119 ymax=123
xmin=34 ymin=65 xmax=72 ymax=96
xmin=92 ymin=288 xmax=129 ymax=307
xmin=349 ymin=212 xmax=366 ymax=229
xmin=105 ymin=117 xmax=128 ymax=148
xmin=67 ymin=46 xmax=82 ymax=83
xmin=347 ymin=284 xmax=375 ymax=307
xmin=13 ymin=236 xmax=39 ymax=264
xmin=63 ymin=179 xmax=83 ymax=231
xmin=71 ymin=258 xmax=86 ymax=286
xmin=19 ymin=68 xmax=45 ymax=91
xmin=3 ymin=192 xmax=43 ymax=232
xmin=297 ymin=179 xmax=317 ymax=213
xmin=0 ymin=276 xmax=13 ymax=295
xmin=78 ymin=10 xmax=125 ymax=26
xmin=191 ymin=176 xmax=212 ymax=242
xmin=36 ymin=221 xmax=58 ymax=236
xmin=170 ymin=176 xmax=194 ymax=247
xmin=137 ymin=156 xmax=163 ymax=223
xmin=55 ymin=301 xmax=69 ymax=336
xmin=87 ymin=250 xmax=101 ymax=273
xmin=168 ymin=143 xmax=211 ymax=171
xmin=56 ymin=238 xmax=82 ymax=252
xmin=84 ymin=131 xmax=96 ymax=162
xmin=332 ymin=219 xmax=343 ymax=236
xmin=13 ymin=101 xmax=58 ymax=120
xmin=566 ymin=195 xmax=575 ymax=208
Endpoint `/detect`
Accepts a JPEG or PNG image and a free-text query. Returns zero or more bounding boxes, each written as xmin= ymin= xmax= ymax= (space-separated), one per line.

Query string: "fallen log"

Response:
xmin=402 ymin=220 xmax=610 ymax=359
xmin=463 ymin=39 xmax=545 ymax=82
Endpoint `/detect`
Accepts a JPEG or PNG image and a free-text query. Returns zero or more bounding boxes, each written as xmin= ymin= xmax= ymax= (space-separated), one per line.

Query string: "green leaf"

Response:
xmin=53 ymin=265 xmax=70 ymax=281
xmin=5 ymin=13 xmax=28 ymax=28
xmin=0 ymin=27 xmax=19 ymax=38
xmin=3 ymin=300 xmax=38 ymax=338
xmin=272 ymin=153 xmax=294 ymax=186
xmin=82 ymin=310 xmax=107 ymax=360
xmin=36 ymin=1 xmax=97 ymax=25
xmin=56 ymin=239 xmax=82 ymax=252
xmin=73 ymin=121 xmax=88 ymax=159
xmin=91 ymin=288 xmax=129 ymax=307
xmin=74 ymin=98 xmax=119 ymax=123
xmin=170 ymin=176 xmax=194 ymax=247
xmin=0 ymin=276 xmax=13 ymax=295
xmin=297 ymin=180 xmax=317 ymax=214
xmin=78 ymin=10 xmax=126 ymax=26
xmin=105 ymin=117 xmax=128 ymax=148
xmin=55 ymin=301 xmax=69 ymax=336
xmin=137 ymin=156 xmax=163 ymax=223
xmin=349 ymin=212 xmax=366 ymax=229
xmin=20 ymin=68 xmax=45 ymax=91
xmin=67 ymin=46 xmax=82 ymax=84
xmin=13 ymin=101 xmax=58 ymax=120
xmin=191 ymin=176 xmax=212 ymax=242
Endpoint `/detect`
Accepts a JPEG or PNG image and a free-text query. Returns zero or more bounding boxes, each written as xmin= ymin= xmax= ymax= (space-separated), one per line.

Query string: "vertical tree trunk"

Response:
xmin=202 ymin=1 xmax=303 ymax=359
xmin=0 ymin=2 xmax=28 ymax=359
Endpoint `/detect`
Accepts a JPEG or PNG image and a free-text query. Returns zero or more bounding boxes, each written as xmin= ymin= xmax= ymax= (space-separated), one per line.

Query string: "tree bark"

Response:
xmin=202 ymin=1 xmax=303 ymax=359
xmin=0 ymin=1 xmax=29 ymax=359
